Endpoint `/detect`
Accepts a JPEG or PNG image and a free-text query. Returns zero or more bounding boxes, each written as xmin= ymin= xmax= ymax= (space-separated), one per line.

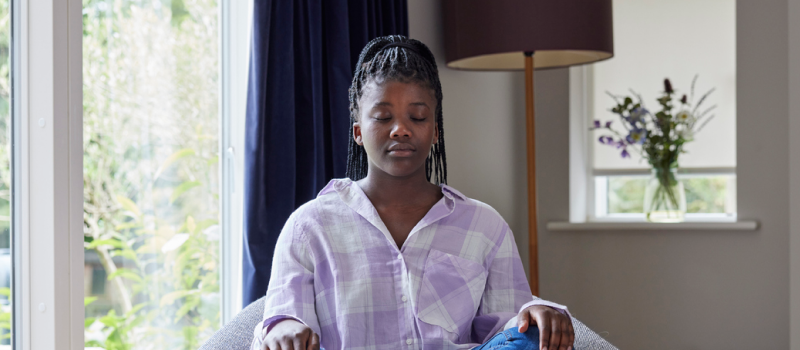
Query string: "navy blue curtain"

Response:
xmin=243 ymin=0 xmax=409 ymax=306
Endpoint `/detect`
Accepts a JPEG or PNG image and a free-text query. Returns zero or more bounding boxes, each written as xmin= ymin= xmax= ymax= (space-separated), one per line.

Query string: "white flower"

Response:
xmin=675 ymin=110 xmax=695 ymax=124
xmin=676 ymin=127 xmax=695 ymax=141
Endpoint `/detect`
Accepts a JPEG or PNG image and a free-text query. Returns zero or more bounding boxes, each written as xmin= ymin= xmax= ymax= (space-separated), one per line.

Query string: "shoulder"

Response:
xmin=442 ymin=184 xmax=508 ymax=224
xmin=440 ymin=184 xmax=512 ymax=240
xmin=285 ymin=178 xmax=354 ymax=232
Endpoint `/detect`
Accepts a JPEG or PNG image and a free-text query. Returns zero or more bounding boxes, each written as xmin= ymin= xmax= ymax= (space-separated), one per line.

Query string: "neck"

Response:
xmin=357 ymin=166 xmax=441 ymax=208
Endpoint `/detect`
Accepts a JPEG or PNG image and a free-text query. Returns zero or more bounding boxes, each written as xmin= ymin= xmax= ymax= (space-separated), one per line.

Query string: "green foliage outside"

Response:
xmin=0 ymin=0 xmax=10 ymax=249
xmin=0 ymin=0 xmax=12 ymax=344
xmin=82 ymin=0 xmax=220 ymax=348
xmin=607 ymin=176 xmax=732 ymax=214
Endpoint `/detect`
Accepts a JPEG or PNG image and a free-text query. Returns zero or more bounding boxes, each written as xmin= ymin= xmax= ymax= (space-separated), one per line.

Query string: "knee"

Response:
xmin=507 ymin=327 xmax=540 ymax=346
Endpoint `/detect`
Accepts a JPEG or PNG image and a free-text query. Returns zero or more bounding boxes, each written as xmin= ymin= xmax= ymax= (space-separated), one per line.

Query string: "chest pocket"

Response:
xmin=416 ymin=249 xmax=487 ymax=335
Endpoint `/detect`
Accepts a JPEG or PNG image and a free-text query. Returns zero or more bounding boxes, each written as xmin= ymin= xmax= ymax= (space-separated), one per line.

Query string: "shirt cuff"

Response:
xmin=252 ymin=315 xmax=304 ymax=346
xmin=503 ymin=299 xmax=573 ymax=331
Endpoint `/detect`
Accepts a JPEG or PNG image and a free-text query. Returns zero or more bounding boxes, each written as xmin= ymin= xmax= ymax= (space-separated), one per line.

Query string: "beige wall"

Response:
xmin=409 ymin=0 xmax=794 ymax=349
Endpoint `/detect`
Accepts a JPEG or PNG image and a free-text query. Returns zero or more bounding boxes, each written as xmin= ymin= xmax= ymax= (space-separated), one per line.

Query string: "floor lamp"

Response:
xmin=442 ymin=0 xmax=614 ymax=296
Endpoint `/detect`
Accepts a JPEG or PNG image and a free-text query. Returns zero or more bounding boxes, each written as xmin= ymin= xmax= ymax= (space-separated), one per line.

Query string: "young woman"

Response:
xmin=252 ymin=36 xmax=575 ymax=350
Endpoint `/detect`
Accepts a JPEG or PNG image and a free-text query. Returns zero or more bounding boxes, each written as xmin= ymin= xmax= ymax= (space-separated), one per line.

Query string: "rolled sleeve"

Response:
xmin=252 ymin=214 xmax=321 ymax=349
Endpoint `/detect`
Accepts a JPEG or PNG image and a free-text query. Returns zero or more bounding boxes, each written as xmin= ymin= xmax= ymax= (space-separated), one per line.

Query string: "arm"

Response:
xmin=251 ymin=215 xmax=321 ymax=350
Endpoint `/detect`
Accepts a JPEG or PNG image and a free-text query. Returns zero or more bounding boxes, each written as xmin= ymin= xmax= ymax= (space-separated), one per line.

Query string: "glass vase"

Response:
xmin=643 ymin=167 xmax=687 ymax=222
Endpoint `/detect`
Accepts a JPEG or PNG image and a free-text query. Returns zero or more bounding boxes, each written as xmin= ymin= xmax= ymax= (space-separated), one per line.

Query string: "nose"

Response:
xmin=390 ymin=119 xmax=412 ymax=139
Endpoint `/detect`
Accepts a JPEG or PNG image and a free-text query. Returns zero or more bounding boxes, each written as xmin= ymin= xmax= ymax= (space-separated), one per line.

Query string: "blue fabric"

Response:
xmin=242 ymin=0 xmax=408 ymax=306
xmin=472 ymin=327 xmax=541 ymax=350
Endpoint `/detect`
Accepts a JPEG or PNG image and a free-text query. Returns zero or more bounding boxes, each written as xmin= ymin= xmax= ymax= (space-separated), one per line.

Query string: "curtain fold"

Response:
xmin=243 ymin=0 xmax=408 ymax=307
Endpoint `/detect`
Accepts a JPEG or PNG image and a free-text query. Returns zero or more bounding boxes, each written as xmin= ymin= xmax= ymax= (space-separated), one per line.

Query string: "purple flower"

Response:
xmin=593 ymin=120 xmax=601 ymax=128
xmin=629 ymin=107 xmax=647 ymax=124
xmin=621 ymin=149 xmax=631 ymax=158
xmin=614 ymin=140 xmax=626 ymax=149
xmin=626 ymin=128 xmax=647 ymax=144
xmin=598 ymin=136 xmax=614 ymax=144
xmin=605 ymin=121 xmax=613 ymax=128
xmin=664 ymin=78 xmax=674 ymax=94
xmin=680 ymin=94 xmax=687 ymax=104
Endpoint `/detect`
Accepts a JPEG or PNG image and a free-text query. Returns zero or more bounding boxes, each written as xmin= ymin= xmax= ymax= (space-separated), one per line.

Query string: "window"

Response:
xmin=0 ymin=0 xmax=13 ymax=346
xmin=82 ymin=0 xmax=229 ymax=347
xmin=570 ymin=0 xmax=737 ymax=222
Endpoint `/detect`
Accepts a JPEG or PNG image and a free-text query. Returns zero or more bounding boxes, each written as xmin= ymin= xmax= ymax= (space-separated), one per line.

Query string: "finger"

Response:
xmin=293 ymin=336 xmax=304 ymax=350
xmin=308 ymin=333 xmax=320 ymax=350
xmin=567 ymin=317 xmax=575 ymax=350
xmin=549 ymin=316 xmax=561 ymax=350
xmin=279 ymin=339 xmax=291 ymax=350
xmin=558 ymin=318 xmax=570 ymax=350
xmin=518 ymin=312 xmax=530 ymax=333
xmin=538 ymin=314 xmax=551 ymax=350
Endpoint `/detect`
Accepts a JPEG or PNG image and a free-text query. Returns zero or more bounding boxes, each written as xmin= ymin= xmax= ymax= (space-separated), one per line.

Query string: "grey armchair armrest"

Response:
xmin=200 ymin=297 xmax=265 ymax=350
xmin=200 ymin=297 xmax=617 ymax=350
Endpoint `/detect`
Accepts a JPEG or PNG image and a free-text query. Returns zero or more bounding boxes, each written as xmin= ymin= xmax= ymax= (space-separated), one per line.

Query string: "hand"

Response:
xmin=517 ymin=305 xmax=574 ymax=350
xmin=263 ymin=319 xmax=320 ymax=350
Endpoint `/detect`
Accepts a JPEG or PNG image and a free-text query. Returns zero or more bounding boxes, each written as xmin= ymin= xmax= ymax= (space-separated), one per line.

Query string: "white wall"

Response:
xmin=409 ymin=0 xmax=794 ymax=348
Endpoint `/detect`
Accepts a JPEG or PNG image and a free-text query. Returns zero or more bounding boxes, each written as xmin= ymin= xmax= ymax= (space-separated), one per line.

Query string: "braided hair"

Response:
xmin=346 ymin=35 xmax=447 ymax=185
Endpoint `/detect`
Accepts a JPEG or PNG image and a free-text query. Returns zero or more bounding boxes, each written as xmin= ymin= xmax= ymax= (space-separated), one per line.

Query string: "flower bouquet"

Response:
xmin=591 ymin=77 xmax=716 ymax=222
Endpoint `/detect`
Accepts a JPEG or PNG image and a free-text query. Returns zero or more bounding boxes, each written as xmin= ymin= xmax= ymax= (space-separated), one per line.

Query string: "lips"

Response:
xmin=387 ymin=143 xmax=415 ymax=156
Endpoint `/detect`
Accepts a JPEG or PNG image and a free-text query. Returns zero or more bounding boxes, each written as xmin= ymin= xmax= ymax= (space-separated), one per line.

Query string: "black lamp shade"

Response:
xmin=443 ymin=0 xmax=614 ymax=70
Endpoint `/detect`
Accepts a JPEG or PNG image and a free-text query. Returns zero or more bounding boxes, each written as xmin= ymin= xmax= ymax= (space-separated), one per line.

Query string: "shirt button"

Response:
xmin=401 ymin=295 xmax=408 ymax=302
xmin=397 ymin=254 xmax=402 ymax=260
xmin=406 ymin=339 xmax=413 ymax=345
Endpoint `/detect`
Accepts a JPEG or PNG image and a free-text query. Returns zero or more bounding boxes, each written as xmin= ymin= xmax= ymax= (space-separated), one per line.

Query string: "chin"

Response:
xmin=379 ymin=162 xmax=425 ymax=179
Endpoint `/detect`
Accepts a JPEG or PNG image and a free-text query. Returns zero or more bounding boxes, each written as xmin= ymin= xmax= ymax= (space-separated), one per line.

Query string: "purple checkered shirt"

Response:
xmin=251 ymin=178 xmax=571 ymax=350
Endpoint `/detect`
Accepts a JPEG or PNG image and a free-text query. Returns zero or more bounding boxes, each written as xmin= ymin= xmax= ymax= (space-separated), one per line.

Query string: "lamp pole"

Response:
xmin=524 ymin=51 xmax=539 ymax=296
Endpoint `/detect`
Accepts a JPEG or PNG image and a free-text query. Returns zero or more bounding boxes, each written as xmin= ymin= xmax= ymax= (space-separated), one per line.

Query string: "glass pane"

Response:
xmin=0 ymin=0 xmax=12 ymax=346
xmin=603 ymin=175 xmax=737 ymax=216
xmin=82 ymin=0 xmax=220 ymax=348
xmin=683 ymin=175 xmax=737 ymax=214
xmin=607 ymin=176 xmax=647 ymax=214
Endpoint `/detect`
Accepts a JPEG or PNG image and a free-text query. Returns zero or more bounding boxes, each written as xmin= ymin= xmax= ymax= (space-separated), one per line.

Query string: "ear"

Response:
xmin=433 ymin=122 xmax=439 ymax=145
xmin=353 ymin=121 xmax=363 ymax=145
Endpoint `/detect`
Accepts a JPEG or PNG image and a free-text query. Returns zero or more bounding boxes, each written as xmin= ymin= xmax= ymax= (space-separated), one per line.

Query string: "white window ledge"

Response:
xmin=547 ymin=220 xmax=759 ymax=231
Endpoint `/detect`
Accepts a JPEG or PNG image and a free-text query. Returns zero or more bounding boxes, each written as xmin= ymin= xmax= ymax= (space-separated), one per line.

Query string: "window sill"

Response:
xmin=547 ymin=220 xmax=758 ymax=231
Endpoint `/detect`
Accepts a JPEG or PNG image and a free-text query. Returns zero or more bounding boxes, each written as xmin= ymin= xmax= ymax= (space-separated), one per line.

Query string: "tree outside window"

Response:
xmin=82 ymin=0 xmax=221 ymax=348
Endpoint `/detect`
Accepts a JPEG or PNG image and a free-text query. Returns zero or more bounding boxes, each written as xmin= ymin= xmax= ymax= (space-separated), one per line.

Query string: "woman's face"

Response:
xmin=354 ymin=79 xmax=438 ymax=180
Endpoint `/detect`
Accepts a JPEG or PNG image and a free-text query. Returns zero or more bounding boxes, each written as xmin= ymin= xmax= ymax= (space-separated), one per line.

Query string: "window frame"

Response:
xmin=220 ymin=0 xmax=251 ymax=325
xmin=568 ymin=65 xmax=738 ymax=223
xmin=17 ymin=0 xmax=85 ymax=348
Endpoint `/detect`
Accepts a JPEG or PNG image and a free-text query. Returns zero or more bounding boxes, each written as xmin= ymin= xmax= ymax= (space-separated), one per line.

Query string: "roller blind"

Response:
xmin=592 ymin=0 xmax=736 ymax=171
